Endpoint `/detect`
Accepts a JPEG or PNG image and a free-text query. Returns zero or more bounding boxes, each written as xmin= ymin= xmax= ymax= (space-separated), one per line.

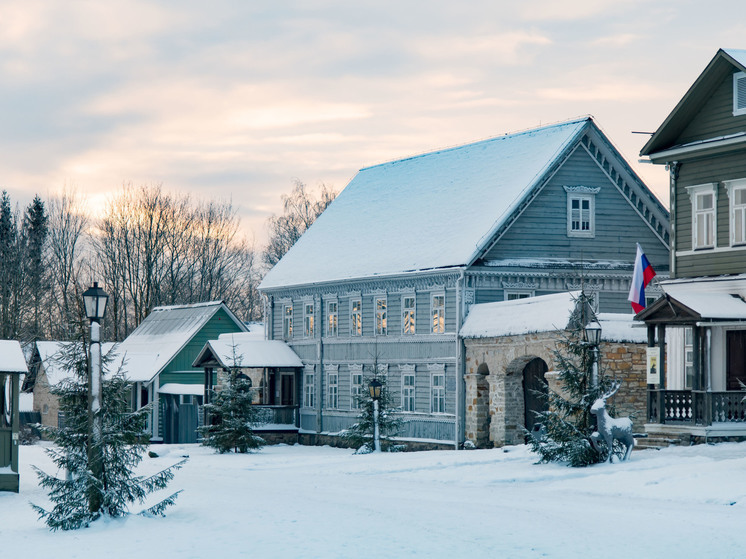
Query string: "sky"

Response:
xmin=2 ymin=1 xmax=746 ymax=246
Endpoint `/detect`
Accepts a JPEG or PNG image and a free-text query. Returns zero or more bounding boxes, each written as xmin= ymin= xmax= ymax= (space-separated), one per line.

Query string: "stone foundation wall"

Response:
xmin=464 ymin=333 xmax=648 ymax=448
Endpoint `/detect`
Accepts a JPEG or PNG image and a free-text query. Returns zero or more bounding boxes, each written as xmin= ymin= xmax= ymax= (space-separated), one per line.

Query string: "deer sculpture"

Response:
xmin=590 ymin=382 xmax=635 ymax=462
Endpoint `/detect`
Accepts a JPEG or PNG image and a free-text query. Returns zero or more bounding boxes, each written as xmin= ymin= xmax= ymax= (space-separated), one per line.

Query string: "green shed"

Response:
xmin=0 ymin=340 xmax=29 ymax=492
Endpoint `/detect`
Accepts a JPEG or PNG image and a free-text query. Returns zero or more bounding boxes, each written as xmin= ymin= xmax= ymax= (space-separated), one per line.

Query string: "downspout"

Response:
xmin=316 ymin=294 xmax=324 ymax=435
xmin=455 ymin=268 xmax=466 ymax=450
xmin=668 ymin=161 xmax=680 ymax=278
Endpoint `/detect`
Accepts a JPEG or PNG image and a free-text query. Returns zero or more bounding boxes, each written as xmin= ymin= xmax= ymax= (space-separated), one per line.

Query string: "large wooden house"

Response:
xmin=260 ymin=116 xmax=669 ymax=448
xmin=639 ymin=48 xmax=746 ymax=441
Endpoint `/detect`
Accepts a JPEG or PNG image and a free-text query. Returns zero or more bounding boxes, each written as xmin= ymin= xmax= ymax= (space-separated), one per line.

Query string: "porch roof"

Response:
xmin=193 ymin=333 xmax=303 ymax=369
xmin=637 ymin=277 xmax=746 ymax=323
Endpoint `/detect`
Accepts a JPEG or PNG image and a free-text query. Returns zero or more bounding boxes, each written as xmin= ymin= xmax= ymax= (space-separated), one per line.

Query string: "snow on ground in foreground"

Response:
xmin=2 ymin=442 xmax=745 ymax=558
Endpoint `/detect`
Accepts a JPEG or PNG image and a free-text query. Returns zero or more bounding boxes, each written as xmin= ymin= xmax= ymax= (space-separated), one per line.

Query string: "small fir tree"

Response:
xmin=32 ymin=340 xmax=185 ymax=530
xmin=343 ymin=371 xmax=403 ymax=453
xmin=527 ymin=293 xmax=618 ymax=467
xmin=200 ymin=368 xmax=264 ymax=454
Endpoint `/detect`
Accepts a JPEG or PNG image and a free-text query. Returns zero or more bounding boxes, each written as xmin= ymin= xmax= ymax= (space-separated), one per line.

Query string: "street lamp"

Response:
xmin=584 ymin=321 xmax=602 ymax=391
xmin=82 ymin=282 xmax=108 ymax=512
xmin=369 ymin=378 xmax=382 ymax=452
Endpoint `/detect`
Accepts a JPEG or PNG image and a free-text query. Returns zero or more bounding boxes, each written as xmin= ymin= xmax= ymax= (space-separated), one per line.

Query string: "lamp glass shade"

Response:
xmin=369 ymin=378 xmax=382 ymax=400
xmin=584 ymin=321 xmax=602 ymax=345
xmin=83 ymin=282 xmax=109 ymax=321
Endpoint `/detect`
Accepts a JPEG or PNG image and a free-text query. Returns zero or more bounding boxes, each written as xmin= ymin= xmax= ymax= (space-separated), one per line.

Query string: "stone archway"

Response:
xmin=505 ymin=355 xmax=549 ymax=439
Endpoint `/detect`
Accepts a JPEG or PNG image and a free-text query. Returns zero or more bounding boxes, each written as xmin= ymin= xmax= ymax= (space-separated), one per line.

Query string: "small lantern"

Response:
xmin=369 ymin=378 xmax=382 ymax=401
xmin=584 ymin=321 xmax=602 ymax=346
xmin=82 ymin=282 xmax=109 ymax=323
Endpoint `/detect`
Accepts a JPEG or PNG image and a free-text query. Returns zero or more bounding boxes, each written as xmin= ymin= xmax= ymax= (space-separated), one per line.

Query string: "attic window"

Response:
xmin=734 ymin=72 xmax=746 ymax=116
xmin=564 ymin=185 xmax=600 ymax=238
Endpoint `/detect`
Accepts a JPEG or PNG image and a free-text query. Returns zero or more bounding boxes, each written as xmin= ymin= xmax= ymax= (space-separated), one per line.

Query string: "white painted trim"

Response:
xmin=565 ymin=189 xmax=596 ymax=238
xmin=724 ymin=178 xmax=746 ymax=246
xmin=733 ymin=72 xmax=746 ymax=116
xmin=430 ymin=292 xmax=446 ymax=334
xmin=685 ymin=183 xmax=717 ymax=250
xmin=401 ymin=294 xmax=416 ymax=335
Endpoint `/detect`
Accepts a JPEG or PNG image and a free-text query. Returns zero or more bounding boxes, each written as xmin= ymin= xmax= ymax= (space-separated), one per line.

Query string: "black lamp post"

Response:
xmin=584 ymin=321 xmax=602 ymax=391
xmin=82 ymin=282 xmax=108 ymax=512
xmin=369 ymin=378 xmax=382 ymax=452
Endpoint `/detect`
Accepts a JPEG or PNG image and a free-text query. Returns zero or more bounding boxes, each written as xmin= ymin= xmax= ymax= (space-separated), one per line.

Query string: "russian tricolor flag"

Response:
xmin=628 ymin=243 xmax=656 ymax=314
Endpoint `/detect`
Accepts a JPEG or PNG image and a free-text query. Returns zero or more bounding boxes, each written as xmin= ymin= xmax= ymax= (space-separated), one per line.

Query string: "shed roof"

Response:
xmin=0 ymin=341 xmax=27 ymax=374
xmin=112 ymin=301 xmax=247 ymax=383
xmin=193 ymin=333 xmax=303 ymax=369
xmin=261 ymin=118 xmax=592 ymax=289
xmin=35 ymin=341 xmax=116 ymax=387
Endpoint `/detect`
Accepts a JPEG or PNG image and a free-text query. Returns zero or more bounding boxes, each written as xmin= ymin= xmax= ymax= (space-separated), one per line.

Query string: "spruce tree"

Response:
xmin=527 ymin=293 xmax=618 ymax=467
xmin=200 ymin=369 xmax=264 ymax=453
xmin=32 ymin=339 xmax=185 ymax=530
xmin=343 ymin=372 xmax=403 ymax=453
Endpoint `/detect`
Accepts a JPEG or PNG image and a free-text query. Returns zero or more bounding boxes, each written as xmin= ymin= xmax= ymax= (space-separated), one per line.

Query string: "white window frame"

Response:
xmin=734 ymin=71 xmax=746 ymax=116
xmin=505 ymin=290 xmax=534 ymax=301
xmin=431 ymin=293 xmax=445 ymax=334
xmin=725 ymin=179 xmax=746 ymax=246
xmin=350 ymin=298 xmax=362 ymax=336
xmin=686 ymin=183 xmax=717 ymax=250
xmin=303 ymin=301 xmax=314 ymax=338
xmin=401 ymin=368 xmax=416 ymax=412
xmin=282 ymin=304 xmax=293 ymax=339
xmin=430 ymin=366 xmax=446 ymax=414
xmin=684 ymin=327 xmax=694 ymax=390
xmin=402 ymin=295 xmax=416 ymax=335
xmin=326 ymin=300 xmax=338 ymax=337
xmin=375 ymin=297 xmax=387 ymax=336
xmin=350 ymin=365 xmax=363 ymax=410
xmin=564 ymin=186 xmax=599 ymax=238
xmin=326 ymin=365 xmax=339 ymax=409
xmin=303 ymin=370 xmax=315 ymax=409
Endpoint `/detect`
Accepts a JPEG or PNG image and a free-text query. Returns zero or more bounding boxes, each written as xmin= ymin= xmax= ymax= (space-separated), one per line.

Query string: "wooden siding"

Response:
xmin=159 ymin=307 xmax=245 ymax=385
xmin=482 ymin=146 xmax=669 ymax=269
xmin=677 ymin=69 xmax=746 ymax=146
xmin=675 ymin=152 xmax=746 ymax=277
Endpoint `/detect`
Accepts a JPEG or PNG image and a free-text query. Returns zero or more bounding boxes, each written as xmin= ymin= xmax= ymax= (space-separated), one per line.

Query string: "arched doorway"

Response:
xmin=522 ymin=357 xmax=548 ymax=434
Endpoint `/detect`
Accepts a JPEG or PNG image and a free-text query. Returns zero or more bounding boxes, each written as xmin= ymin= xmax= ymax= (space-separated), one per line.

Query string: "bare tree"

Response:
xmin=263 ymin=180 xmax=336 ymax=268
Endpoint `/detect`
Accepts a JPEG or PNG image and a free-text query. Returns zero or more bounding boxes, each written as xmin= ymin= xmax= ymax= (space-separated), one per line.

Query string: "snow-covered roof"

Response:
xmin=724 ymin=48 xmax=746 ymax=69
xmin=0 ymin=340 xmax=28 ymax=374
xmin=35 ymin=341 xmax=116 ymax=386
xmin=460 ymin=292 xmax=582 ymax=338
xmin=193 ymin=333 xmax=303 ymax=369
xmin=661 ymin=277 xmax=746 ymax=320
xmin=597 ymin=313 xmax=647 ymax=343
xmin=159 ymin=383 xmax=204 ymax=396
xmin=261 ymin=118 xmax=591 ymax=289
xmin=112 ymin=301 xmax=247 ymax=383
xmin=18 ymin=391 xmax=34 ymax=412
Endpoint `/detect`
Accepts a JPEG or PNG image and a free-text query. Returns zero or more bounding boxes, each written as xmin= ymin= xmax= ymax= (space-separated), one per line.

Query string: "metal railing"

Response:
xmin=253 ymin=405 xmax=298 ymax=426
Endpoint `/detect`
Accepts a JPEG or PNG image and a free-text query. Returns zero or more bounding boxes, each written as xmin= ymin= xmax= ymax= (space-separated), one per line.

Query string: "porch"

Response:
xmin=648 ymin=389 xmax=746 ymax=436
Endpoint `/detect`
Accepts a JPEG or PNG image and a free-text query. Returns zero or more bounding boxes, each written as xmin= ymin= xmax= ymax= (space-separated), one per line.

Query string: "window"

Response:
xmin=402 ymin=296 xmax=416 ymax=335
xmin=687 ymin=183 xmax=717 ymax=250
xmin=564 ymin=186 xmax=599 ymax=238
xmin=303 ymin=370 xmax=314 ymax=408
xmin=282 ymin=304 xmax=293 ymax=339
xmin=327 ymin=301 xmax=338 ymax=337
xmin=304 ymin=302 xmax=314 ymax=337
xmin=505 ymin=290 xmax=534 ymax=301
xmin=350 ymin=299 xmax=362 ymax=336
xmin=734 ymin=71 xmax=746 ymax=116
xmin=375 ymin=297 xmax=387 ymax=335
xmin=684 ymin=327 xmax=694 ymax=390
xmin=725 ymin=179 xmax=746 ymax=246
xmin=402 ymin=369 xmax=415 ymax=412
xmin=431 ymin=370 xmax=446 ymax=414
xmin=431 ymin=293 xmax=445 ymax=334
xmin=350 ymin=366 xmax=363 ymax=410
xmin=326 ymin=366 xmax=338 ymax=409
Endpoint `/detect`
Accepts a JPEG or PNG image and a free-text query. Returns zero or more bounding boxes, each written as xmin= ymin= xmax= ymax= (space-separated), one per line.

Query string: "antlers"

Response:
xmin=599 ymin=381 xmax=621 ymax=401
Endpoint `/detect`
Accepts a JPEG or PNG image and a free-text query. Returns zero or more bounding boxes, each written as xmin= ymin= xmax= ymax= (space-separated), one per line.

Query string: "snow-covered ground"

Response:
xmin=3 ymin=442 xmax=745 ymax=558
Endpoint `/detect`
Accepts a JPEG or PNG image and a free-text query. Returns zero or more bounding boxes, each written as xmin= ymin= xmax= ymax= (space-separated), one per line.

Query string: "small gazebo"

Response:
xmin=0 ymin=340 xmax=29 ymax=493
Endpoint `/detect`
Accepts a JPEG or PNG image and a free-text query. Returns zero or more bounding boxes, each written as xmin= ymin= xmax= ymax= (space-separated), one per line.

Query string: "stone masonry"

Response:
xmin=464 ymin=332 xmax=648 ymax=448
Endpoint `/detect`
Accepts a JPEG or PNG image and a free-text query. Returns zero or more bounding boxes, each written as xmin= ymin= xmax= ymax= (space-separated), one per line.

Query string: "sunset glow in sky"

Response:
xmin=2 ymin=1 xmax=745 ymax=244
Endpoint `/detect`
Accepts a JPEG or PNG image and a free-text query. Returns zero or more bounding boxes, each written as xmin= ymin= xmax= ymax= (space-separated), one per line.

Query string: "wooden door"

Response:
xmin=280 ymin=374 xmax=295 ymax=406
xmin=727 ymin=330 xmax=746 ymax=390
xmin=523 ymin=358 xmax=548 ymax=432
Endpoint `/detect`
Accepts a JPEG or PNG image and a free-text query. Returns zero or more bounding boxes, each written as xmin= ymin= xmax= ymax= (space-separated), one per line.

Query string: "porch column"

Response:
xmin=692 ymin=326 xmax=701 ymax=391
xmin=657 ymin=324 xmax=666 ymax=424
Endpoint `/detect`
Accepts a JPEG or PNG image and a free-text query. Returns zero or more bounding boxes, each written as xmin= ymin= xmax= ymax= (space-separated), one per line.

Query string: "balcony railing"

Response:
xmin=253 ymin=405 xmax=298 ymax=427
xmin=648 ymin=390 xmax=746 ymax=425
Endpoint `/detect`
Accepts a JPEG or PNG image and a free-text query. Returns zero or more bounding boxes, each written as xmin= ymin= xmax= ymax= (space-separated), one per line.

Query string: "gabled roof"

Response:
xmin=641 ymin=48 xmax=746 ymax=158
xmin=193 ymin=332 xmax=303 ymax=369
xmin=261 ymin=118 xmax=592 ymax=290
xmin=113 ymin=301 xmax=247 ymax=383
xmin=28 ymin=341 xmax=116 ymax=388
